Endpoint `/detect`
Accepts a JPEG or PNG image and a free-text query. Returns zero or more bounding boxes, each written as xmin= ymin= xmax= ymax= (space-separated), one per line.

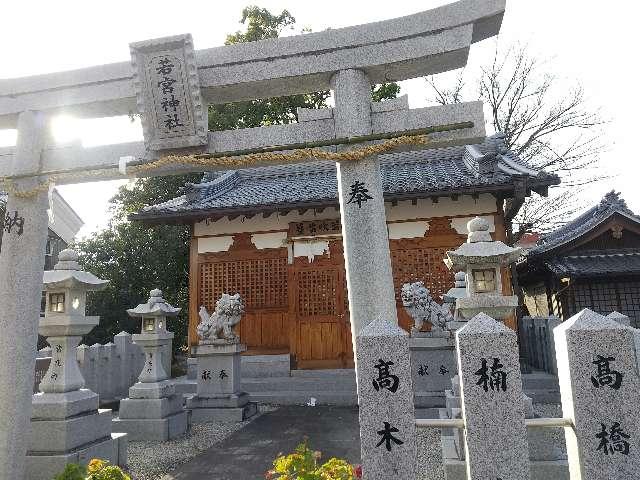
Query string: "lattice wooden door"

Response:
xmin=291 ymin=242 xmax=351 ymax=369
xmin=194 ymin=234 xmax=290 ymax=353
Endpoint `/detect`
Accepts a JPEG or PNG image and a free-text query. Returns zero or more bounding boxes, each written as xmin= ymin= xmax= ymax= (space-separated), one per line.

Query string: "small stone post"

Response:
xmin=456 ymin=313 xmax=530 ymax=480
xmin=554 ymin=309 xmax=640 ymax=479
xmin=356 ymin=317 xmax=417 ymax=480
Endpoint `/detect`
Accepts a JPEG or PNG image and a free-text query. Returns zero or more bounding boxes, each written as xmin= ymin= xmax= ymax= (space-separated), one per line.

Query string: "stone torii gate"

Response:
xmin=0 ymin=1 xmax=505 ymax=477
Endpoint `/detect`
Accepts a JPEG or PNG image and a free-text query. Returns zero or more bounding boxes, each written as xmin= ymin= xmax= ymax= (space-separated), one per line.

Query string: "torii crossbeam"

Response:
xmin=0 ymin=1 xmax=505 ymax=478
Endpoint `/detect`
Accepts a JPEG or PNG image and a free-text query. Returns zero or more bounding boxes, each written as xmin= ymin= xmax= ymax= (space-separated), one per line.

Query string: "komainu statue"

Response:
xmin=197 ymin=293 xmax=245 ymax=344
xmin=401 ymin=281 xmax=452 ymax=333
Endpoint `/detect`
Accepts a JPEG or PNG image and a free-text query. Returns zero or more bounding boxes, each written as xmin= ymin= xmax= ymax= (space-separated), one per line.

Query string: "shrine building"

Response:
xmin=518 ymin=191 xmax=640 ymax=326
xmin=133 ymin=133 xmax=558 ymax=368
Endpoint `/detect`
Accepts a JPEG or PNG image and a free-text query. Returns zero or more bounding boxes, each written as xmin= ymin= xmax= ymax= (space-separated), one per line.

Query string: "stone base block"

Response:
xmin=118 ymin=394 xmax=183 ymax=419
xmin=128 ymin=380 xmax=175 ymax=399
xmin=29 ymin=409 xmax=113 ymax=453
xmin=25 ymin=433 xmax=126 ymax=480
xmin=112 ymin=410 xmax=188 ymax=441
xmin=32 ymin=390 xmax=99 ymax=420
xmin=241 ymin=354 xmax=290 ymax=378
xmin=443 ymin=458 xmax=569 ymax=480
xmin=527 ymin=424 xmax=565 ymax=461
xmin=189 ymin=402 xmax=257 ymax=424
xmin=186 ymin=392 xmax=249 ymax=409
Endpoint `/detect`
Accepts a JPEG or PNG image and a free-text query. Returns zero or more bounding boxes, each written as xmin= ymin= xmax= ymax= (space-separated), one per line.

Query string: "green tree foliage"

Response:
xmin=75 ymin=6 xmax=399 ymax=354
xmin=76 ymin=175 xmax=198 ymax=351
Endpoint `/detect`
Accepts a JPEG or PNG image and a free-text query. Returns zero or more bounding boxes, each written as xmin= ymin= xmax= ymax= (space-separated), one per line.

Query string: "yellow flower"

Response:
xmin=87 ymin=459 xmax=106 ymax=473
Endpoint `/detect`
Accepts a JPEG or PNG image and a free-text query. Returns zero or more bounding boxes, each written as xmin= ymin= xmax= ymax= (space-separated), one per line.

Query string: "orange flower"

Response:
xmin=87 ymin=459 xmax=106 ymax=473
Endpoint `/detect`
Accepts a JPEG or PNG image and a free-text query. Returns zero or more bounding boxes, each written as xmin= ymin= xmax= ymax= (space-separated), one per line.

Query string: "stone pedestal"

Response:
xmin=186 ymin=342 xmax=257 ymax=423
xmin=113 ymin=380 xmax=188 ymax=441
xmin=554 ymin=309 xmax=640 ymax=480
xmin=26 ymin=390 xmax=127 ymax=480
xmin=409 ymin=333 xmax=456 ymax=408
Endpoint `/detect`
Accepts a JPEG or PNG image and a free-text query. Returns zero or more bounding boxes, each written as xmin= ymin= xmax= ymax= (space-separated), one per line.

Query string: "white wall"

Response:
xmin=194 ymin=193 xmax=499 ymax=262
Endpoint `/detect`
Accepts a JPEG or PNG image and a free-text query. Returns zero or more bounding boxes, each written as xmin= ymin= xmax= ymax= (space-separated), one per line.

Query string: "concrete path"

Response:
xmin=167 ymin=406 xmax=361 ymax=480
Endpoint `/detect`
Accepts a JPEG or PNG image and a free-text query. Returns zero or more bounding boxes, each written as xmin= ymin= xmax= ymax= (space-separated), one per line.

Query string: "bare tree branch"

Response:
xmin=425 ymin=42 xmax=608 ymax=238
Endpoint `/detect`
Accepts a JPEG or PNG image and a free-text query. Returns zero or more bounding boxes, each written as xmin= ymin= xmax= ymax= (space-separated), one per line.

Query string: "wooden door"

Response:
xmin=291 ymin=242 xmax=352 ymax=369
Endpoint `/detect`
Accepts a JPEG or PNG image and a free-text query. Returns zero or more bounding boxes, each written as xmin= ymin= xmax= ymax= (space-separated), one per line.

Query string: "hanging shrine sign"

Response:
xmin=129 ymin=34 xmax=208 ymax=151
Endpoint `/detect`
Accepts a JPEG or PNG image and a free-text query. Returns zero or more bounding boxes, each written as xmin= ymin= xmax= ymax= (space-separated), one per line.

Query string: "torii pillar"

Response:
xmin=0 ymin=111 xmax=51 ymax=480
xmin=333 ymin=69 xmax=398 ymax=339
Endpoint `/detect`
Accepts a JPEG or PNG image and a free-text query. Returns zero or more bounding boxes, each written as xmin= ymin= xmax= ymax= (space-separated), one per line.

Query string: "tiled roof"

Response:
xmin=528 ymin=191 xmax=640 ymax=257
xmin=132 ymin=133 xmax=558 ymax=222
xmin=545 ymin=249 xmax=640 ymax=278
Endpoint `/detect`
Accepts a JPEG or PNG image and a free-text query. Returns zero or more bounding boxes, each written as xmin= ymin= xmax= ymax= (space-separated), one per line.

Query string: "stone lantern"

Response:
xmin=112 ymin=289 xmax=188 ymax=441
xmin=444 ymin=217 xmax=521 ymax=321
xmin=126 ymin=288 xmax=177 ymax=384
xmin=27 ymin=249 xmax=127 ymax=479
xmin=40 ymin=248 xmax=109 ymax=393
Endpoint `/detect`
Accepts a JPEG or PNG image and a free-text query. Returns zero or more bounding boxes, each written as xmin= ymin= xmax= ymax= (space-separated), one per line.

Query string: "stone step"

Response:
xmin=290 ymin=369 xmax=356 ymax=378
xmin=522 ymin=373 xmax=560 ymax=391
xmin=247 ymin=390 xmax=358 ymax=406
xmin=524 ymin=389 xmax=561 ymax=405
xmin=242 ymin=376 xmax=357 ymax=392
xmin=172 ymin=369 xmax=560 ymax=408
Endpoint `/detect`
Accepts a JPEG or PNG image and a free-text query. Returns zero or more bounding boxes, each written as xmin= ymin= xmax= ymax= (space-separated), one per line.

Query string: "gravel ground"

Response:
xmin=126 ymin=405 xmax=278 ymax=480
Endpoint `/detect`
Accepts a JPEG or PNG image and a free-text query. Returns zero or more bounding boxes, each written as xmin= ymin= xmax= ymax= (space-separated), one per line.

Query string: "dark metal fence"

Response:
xmin=519 ymin=316 xmax=561 ymax=374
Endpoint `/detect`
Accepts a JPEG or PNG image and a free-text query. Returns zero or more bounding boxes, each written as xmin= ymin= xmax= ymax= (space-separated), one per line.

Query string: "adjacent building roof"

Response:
xmin=545 ymin=249 xmax=640 ymax=278
xmin=528 ymin=191 xmax=639 ymax=257
xmin=132 ymin=133 xmax=559 ymax=224
xmin=0 ymin=189 xmax=84 ymax=244
xmin=519 ymin=191 xmax=640 ymax=281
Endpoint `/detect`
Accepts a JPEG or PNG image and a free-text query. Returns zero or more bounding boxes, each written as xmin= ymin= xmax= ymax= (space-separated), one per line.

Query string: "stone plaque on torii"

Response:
xmin=0 ymin=1 xmax=505 ymax=478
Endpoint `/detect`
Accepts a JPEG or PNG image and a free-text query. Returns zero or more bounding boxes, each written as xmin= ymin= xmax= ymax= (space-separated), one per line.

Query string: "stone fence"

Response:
xmin=519 ymin=316 xmax=561 ymax=374
xmin=35 ymin=331 xmax=146 ymax=402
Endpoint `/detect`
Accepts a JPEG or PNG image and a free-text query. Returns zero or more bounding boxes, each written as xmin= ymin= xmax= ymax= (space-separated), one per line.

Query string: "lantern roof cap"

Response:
xmin=127 ymin=288 xmax=181 ymax=318
xmin=42 ymin=249 xmax=109 ymax=291
xmin=444 ymin=217 xmax=522 ymax=268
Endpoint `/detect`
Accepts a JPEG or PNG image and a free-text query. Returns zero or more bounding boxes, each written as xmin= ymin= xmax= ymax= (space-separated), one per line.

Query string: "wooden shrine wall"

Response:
xmin=189 ymin=214 xmax=511 ymax=365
